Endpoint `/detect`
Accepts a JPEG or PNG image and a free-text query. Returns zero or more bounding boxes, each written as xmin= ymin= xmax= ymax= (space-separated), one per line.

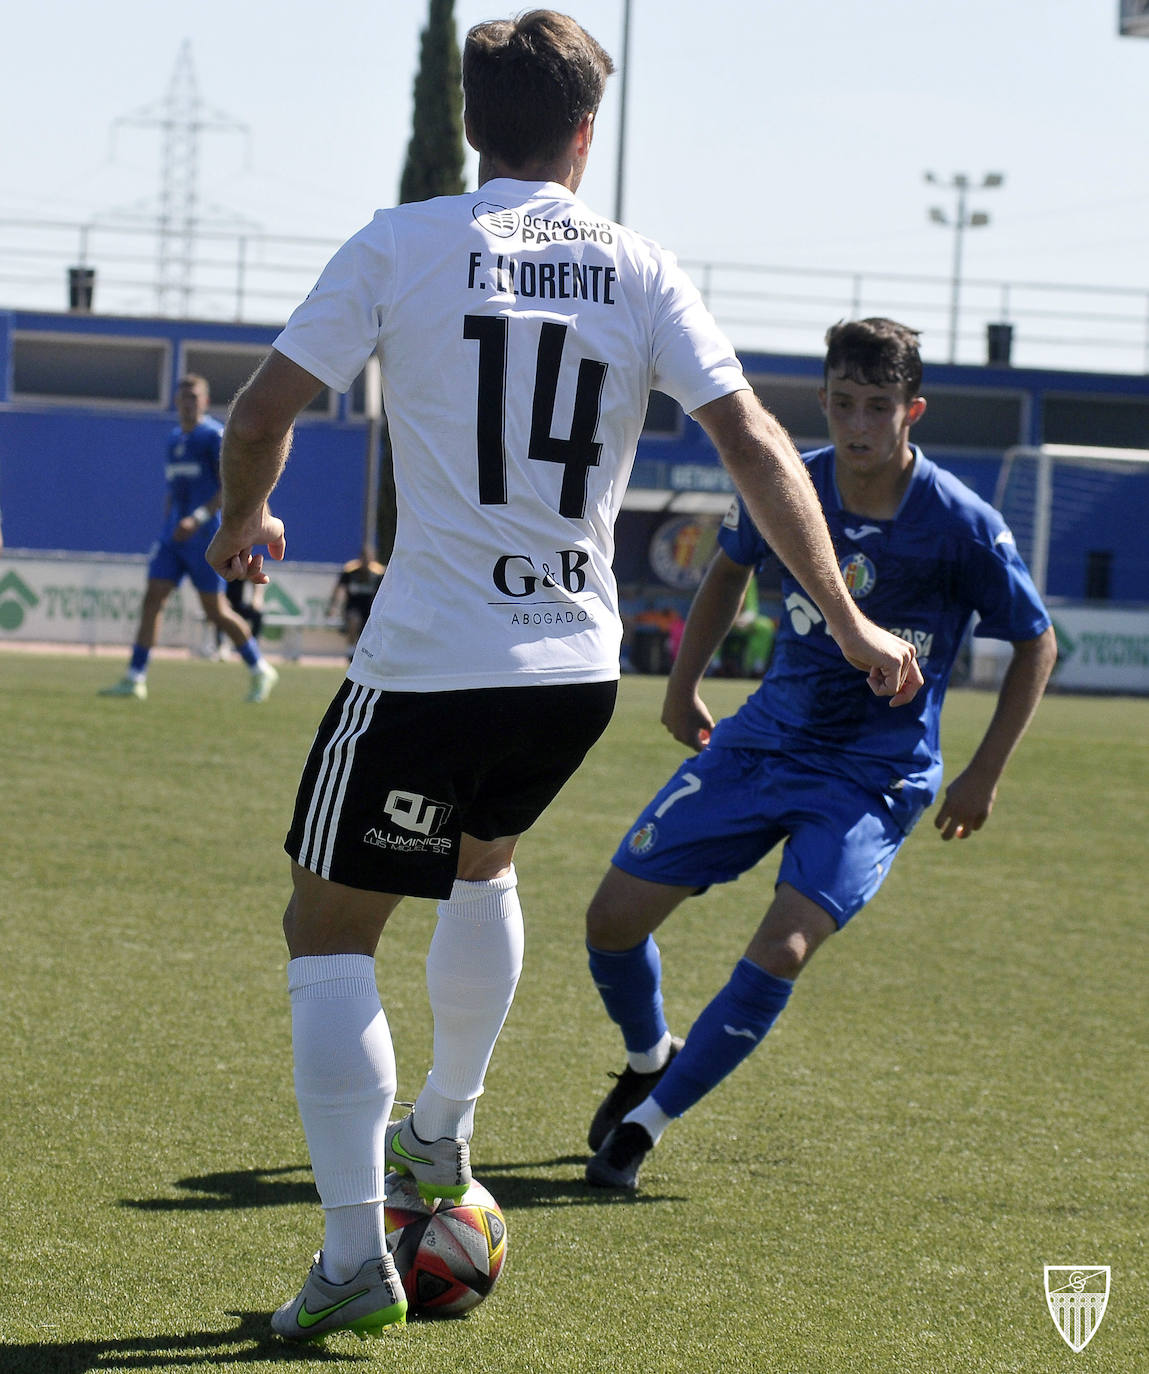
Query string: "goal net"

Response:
xmin=992 ymin=444 xmax=1149 ymax=598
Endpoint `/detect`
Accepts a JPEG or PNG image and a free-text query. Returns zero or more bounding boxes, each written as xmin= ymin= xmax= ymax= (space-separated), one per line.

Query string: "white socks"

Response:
xmin=627 ymin=1029 xmax=674 ymax=1074
xmin=624 ymin=1095 xmax=674 ymax=1146
xmin=288 ymin=953 xmax=396 ymax=1282
xmin=414 ymin=868 xmax=524 ymax=1142
xmin=286 ymin=873 xmax=523 ymax=1282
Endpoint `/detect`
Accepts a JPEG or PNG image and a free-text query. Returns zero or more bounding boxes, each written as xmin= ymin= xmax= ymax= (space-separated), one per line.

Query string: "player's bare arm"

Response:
xmin=934 ymin=625 xmax=1057 ymax=840
xmin=206 ymin=350 xmax=325 ymax=582
xmin=693 ymin=390 xmax=923 ymax=706
xmin=662 ymin=549 xmax=752 ymax=749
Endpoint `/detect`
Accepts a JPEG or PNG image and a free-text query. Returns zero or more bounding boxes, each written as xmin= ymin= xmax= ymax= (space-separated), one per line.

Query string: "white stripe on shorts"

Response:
xmin=299 ymin=682 xmax=379 ymax=877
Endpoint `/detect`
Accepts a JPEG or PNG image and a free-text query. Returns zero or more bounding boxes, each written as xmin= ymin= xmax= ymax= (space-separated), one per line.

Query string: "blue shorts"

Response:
xmin=147 ymin=532 xmax=225 ymax=594
xmin=611 ymin=745 xmax=911 ymax=927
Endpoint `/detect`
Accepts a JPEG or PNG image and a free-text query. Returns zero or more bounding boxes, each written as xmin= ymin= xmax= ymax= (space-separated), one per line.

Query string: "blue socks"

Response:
xmin=589 ymin=942 xmax=794 ymax=1121
xmin=652 ymin=958 xmax=793 ymax=1119
xmin=131 ymin=638 xmax=260 ymax=673
xmin=587 ymin=937 xmax=668 ymax=1055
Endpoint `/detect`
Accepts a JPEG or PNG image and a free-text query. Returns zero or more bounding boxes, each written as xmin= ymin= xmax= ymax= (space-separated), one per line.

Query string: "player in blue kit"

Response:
xmin=99 ymin=375 xmax=278 ymax=702
xmin=583 ymin=317 xmax=1058 ymax=1190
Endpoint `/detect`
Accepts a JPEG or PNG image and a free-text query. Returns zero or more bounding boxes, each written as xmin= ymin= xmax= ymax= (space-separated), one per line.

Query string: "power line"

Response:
xmin=111 ymin=40 xmax=251 ymax=316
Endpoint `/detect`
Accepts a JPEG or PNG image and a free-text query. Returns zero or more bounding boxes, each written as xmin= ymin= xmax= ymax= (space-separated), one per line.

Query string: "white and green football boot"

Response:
xmin=98 ymin=675 xmax=147 ymax=700
xmin=271 ymin=1252 xmax=406 ymax=1342
xmin=245 ymin=661 xmax=279 ymax=703
xmin=384 ymin=1113 xmax=471 ymax=1203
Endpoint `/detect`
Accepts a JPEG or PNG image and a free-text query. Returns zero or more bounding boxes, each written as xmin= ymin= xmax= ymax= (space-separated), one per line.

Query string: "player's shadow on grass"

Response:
xmin=121 ymin=1159 xmax=682 ymax=1214
xmin=1 ymin=1309 xmax=374 ymax=1373
xmin=479 ymin=1155 xmax=686 ymax=1207
xmin=121 ymin=1165 xmax=316 ymax=1212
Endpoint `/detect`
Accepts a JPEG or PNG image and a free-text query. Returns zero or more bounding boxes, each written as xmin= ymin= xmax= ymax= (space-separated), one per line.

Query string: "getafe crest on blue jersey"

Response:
xmin=713 ymin=445 xmax=1050 ymax=821
xmin=162 ymin=417 xmax=224 ymax=530
xmin=839 ymin=550 xmax=877 ymax=599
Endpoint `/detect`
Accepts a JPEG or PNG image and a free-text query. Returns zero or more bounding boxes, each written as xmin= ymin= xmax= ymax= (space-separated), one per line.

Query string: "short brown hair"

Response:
xmin=177 ymin=374 xmax=210 ymax=400
xmin=463 ymin=10 xmax=614 ymax=168
xmin=824 ymin=318 xmax=922 ymax=400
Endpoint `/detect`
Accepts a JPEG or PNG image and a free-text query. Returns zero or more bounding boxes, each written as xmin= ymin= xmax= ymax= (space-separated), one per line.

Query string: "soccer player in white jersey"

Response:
xmin=581 ymin=318 xmax=1058 ymax=1191
xmin=205 ymin=13 xmax=921 ymax=1341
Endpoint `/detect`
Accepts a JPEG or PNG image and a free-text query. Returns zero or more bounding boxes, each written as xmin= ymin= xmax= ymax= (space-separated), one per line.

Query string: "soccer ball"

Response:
xmin=384 ymin=1173 xmax=508 ymax=1316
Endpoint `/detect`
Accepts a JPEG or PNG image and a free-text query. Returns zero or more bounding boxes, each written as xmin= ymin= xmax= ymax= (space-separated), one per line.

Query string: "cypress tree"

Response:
xmin=399 ymin=0 xmax=465 ymax=203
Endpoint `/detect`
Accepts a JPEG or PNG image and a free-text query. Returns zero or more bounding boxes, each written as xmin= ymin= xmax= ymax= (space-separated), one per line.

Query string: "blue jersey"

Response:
xmin=713 ymin=446 xmax=1050 ymax=825
xmin=161 ymin=417 xmax=223 ymax=535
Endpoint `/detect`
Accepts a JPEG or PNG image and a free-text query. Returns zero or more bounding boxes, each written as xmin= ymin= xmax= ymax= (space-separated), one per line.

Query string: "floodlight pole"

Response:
xmin=948 ymin=177 xmax=969 ymax=365
xmin=926 ymin=171 xmax=1003 ymax=363
xmin=614 ymin=0 xmax=632 ymax=225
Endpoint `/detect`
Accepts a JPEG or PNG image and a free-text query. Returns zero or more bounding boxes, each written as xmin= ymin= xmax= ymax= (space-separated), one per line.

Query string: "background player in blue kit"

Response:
xmin=583 ymin=317 xmax=1058 ymax=1190
xmin=100 ymin=375 xmax=278 ymax=702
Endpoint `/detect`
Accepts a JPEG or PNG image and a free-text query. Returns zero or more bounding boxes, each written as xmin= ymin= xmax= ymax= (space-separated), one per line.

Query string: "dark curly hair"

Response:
xmin=824 ymin=318 xmax=923 ymax=400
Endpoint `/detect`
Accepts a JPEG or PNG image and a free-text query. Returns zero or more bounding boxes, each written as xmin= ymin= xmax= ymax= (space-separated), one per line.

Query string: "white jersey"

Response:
xmin=274 ymin=178 xmax=748 ymax=691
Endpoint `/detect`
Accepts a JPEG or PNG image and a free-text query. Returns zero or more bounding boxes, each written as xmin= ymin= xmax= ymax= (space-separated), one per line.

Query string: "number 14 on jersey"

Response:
xmin=464 ymin=315 xmax=608 ymax=520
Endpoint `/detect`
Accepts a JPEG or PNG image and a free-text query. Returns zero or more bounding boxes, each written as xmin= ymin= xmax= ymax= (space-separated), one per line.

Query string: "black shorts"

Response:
xmin=285 ymin=679 xmax=617 ymax=899
xmin=345 ymin=595 xmax=374 ymax=621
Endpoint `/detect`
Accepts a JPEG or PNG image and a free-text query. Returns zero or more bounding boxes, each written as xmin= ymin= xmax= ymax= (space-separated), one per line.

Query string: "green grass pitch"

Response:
xmin=1 ymin=654 xmax=1144 ymax=1373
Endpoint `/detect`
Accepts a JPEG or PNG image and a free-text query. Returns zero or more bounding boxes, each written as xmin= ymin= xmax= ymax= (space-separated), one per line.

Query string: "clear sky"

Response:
xmin=3 ymin=0 xmax=1147 ymax=368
